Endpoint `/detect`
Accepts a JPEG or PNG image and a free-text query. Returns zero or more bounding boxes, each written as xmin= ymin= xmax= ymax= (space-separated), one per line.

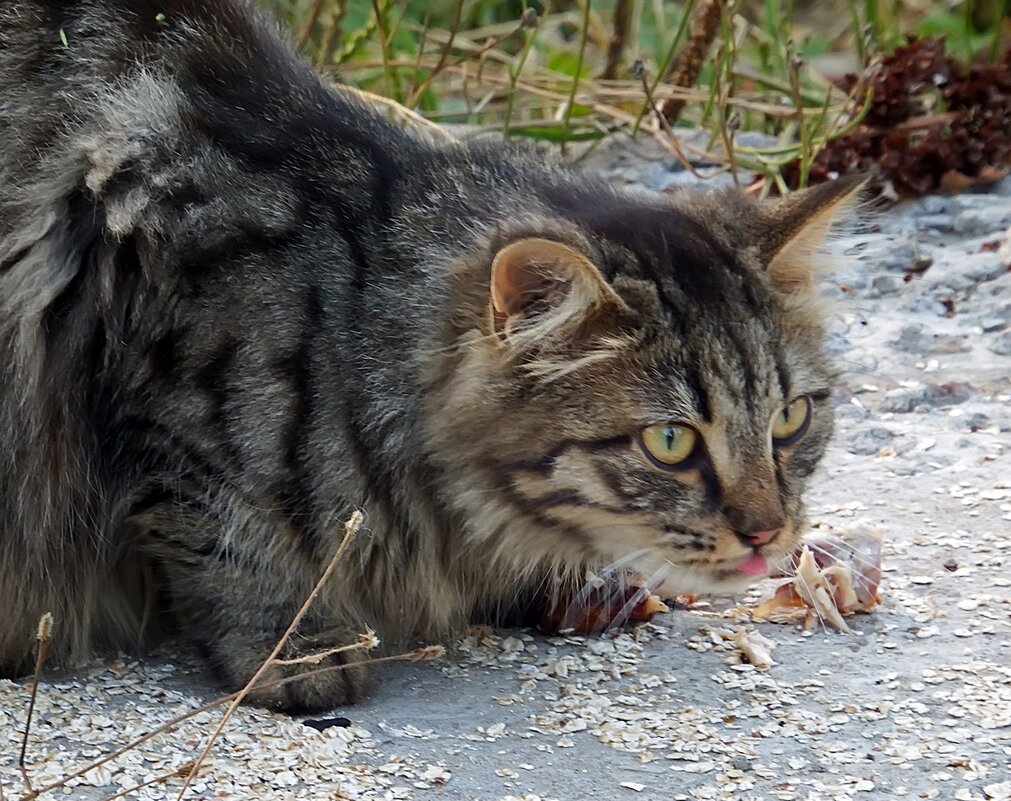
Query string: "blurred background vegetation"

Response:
xmin=256 ymin=0 xmax=1010 ymax=192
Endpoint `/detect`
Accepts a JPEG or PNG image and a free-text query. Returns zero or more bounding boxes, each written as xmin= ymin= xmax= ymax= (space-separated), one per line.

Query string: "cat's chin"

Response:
xmin=655 ymin=563 xmax=773 ymax=597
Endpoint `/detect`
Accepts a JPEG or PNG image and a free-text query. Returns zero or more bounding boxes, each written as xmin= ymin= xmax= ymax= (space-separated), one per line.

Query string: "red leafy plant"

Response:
xmin=783 ymin=36 xmax=1011 ymax=197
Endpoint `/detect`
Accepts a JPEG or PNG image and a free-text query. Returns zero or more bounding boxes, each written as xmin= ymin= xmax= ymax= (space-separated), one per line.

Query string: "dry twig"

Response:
xmin=661 ymin=0 xmax=724 ymax=124
xmin=599 ymin=0 xmax=632 ymax=81
xmin=16 ymin=613 xmax=53 ymax=798
xmin=316 ymin=0 xmax=348 ymax=66
xmin=173 ymin=510 xmax=364 ymax=800
xmin=16 ymin=644 xmax=443 ymax=801
xmin=406 ymin=0 xmax=464 ymax=107
xmin=632 ymin=60 xmax=703 ymax=177
xmin=294 ymin=0 xmax=325 ymax=49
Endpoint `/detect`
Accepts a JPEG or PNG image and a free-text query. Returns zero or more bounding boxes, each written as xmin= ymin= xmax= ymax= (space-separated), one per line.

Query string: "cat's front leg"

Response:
xmin=134 ymin=506 xmax=371 ymax=714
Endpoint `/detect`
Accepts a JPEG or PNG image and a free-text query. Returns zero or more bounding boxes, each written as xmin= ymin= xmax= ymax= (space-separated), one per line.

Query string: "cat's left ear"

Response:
xmin=490 ymin=237 xmax=625 ymax=345
xmin=763 ymin=174 xmax=867 ymax=292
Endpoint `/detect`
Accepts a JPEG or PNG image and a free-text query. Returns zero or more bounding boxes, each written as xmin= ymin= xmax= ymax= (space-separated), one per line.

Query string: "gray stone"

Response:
xmin=847 ymin=425 xmax=893 ymax=455
xmin=824 ymin=330 xmax=852 ymax=358
xmin=919 ymin=251 xmax=1003 ymax=290
xmin=992 ymin=175 xmax=1011 ymax=196
xmin=962 ymin=251 xmax=1008 ymax=283
xmin=962 ymin=412 xmax=992 ymax=431
xmin=951 ymin=206 xmax=1011 ymax=236
xmin=871 ymin=238 xmax=924 ymax=271
xmin=914 ymin=214 xmax=954 ymax=233
xmin=987 ymin=329 xmax=1011 ymax=356
xmin=919 ymin=266 xmax=976 ymax=291
xmin=834 ymin=402 xmax=870 ymax=422
xmin=889 ymin=322 xmax=970 ymax=355
xmin=950 ymin=192 xmax=1004 ymax=209
xmin=892 ymin=323 xmax=931 ymax=353
xmin=880 ymin=382 xmax=974 ymax=413
xmin=981 ymin=318 xmax=1007 ymax=333
xmin=733 ymin=131 xmax=779 ymax=149
xmin=918 ymin=195 xmax=950 ymax=215
xmin=870 ymin=275 xmax=900 ymax=296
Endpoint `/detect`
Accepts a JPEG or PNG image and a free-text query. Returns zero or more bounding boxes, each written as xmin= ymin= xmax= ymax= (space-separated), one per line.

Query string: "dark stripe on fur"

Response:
xmin=194 ymin=337 xmax=244 ymax=468
xmin=273 ymin=286 xmax=324 ymax=561
xmin=683 ymin=361 xmax=713 ymax=423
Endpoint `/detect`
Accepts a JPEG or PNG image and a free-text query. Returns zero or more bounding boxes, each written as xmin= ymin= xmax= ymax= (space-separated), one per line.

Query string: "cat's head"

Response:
xmin=429 ymin=176 xmax=863 ymax=595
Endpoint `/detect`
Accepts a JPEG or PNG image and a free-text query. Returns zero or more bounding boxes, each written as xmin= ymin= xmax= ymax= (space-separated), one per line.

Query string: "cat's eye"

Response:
xmin=771 ymin=396 xmax=812 ymax=445
xmin=640 ymin=423 xmax=698 ymax=468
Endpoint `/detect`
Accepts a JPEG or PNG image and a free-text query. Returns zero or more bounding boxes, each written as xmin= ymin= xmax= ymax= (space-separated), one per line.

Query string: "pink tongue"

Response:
xmin=738 ymin=552 xmax=769 ymax=577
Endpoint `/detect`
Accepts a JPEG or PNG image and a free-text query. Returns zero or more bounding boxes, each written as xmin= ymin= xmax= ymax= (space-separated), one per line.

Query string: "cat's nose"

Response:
xmin=737 ymin=527 xmax=781 ymax=547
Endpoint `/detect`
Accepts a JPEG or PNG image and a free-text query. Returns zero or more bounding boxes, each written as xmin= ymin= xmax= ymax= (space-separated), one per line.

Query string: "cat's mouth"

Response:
xmin=651 ymin=544 xmax=796 ymax=595
xmin=736 ymin=550 xmax=771 ymax=577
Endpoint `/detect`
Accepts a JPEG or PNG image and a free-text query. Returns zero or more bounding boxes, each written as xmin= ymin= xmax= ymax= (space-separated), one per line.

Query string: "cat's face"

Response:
xmin=429 ymin=178 xmax=860 ymax=594
xmin=463 ymin=303 xmax=834 ymax=595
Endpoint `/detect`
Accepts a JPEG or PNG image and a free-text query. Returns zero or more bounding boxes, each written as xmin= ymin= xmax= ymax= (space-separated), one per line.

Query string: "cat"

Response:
xmin=0 ymin=0 xmax=862 ymax=714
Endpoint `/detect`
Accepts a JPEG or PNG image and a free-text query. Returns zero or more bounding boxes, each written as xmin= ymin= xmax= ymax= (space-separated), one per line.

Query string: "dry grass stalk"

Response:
xmin=273 ymin=630 xmax=379 ymax=666
xmin=632 ymin=61 xmax=702 ymax=177
xmin=599 ymin=0 xmax=632 ymax=80
xmin=16 ymin=645 xmax=444 ymax=801
xmin=713 ymin=53 xmax=740 ymax=186
xmin=661 ymin=0 xmax=724 ymax=125
xmin=294 ymin=0 xmax=325 ymax=49
xmin=406 ymin=0 xmax=464 ymax=107
xmin=16 ymin=613 xmax=53 ymax=799
xmin=173 ymin=509 xmax=364 ymax=800
xmin=340 ymin=85 xmax=459 ymax=143
xmin=316 ymin=0 xmax=348 ymax=67
xmin=406 ymin=9 xmax=433 ymax=102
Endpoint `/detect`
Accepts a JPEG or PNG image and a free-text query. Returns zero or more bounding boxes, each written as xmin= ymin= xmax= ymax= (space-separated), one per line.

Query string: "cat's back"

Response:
xmin=0 ymin=0 xmax=450 ymax=676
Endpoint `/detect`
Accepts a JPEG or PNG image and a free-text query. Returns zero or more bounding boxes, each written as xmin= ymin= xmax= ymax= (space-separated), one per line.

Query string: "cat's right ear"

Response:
xmin=763 ymin=174 xmax=867 ymax=293
xmin=490 ymin=238 xmax=625 ymax=347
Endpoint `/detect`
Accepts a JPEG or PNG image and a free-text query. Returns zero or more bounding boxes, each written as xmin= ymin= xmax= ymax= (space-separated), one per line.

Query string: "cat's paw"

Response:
xmin=200 ymin=629 xmax=372 ymax=715
xmin=246 ymin=648 xmax=369 ymax=715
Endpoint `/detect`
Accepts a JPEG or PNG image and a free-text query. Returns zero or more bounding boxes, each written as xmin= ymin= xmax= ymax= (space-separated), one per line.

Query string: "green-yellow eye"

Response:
xmin=772 ymin=396 xmax=812 ymax=444
xmin=640 ymin=423 xmax=697 ymax=468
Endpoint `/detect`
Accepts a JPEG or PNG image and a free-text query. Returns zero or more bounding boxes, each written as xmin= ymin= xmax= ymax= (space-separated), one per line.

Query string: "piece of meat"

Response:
xmin=538 ymin=576 xmax=670 ymax=635
xmin=749 ymin=521 xmax=884 ymax=632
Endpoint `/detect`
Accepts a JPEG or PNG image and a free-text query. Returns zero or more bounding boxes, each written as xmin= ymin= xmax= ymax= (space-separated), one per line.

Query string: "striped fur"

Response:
xmin=0 ymin=0 xmax=861 ymax=712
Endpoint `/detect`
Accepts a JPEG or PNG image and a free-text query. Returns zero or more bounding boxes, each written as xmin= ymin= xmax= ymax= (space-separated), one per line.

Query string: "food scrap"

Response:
xmin=745 ymin=521 xmax=884 ymax=633
xmin=539 ymin=573 xmax=670 ymax=635
xmin=733 ymin=629 xmax=777 ymax=669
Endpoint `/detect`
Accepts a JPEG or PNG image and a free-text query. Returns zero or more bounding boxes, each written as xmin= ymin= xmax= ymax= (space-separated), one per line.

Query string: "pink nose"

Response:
xmin=742 ymin=527 xmax=780 ymax=546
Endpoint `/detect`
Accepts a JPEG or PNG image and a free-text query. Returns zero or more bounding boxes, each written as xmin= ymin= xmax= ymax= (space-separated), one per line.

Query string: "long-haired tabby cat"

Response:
xmin=0 ymin=0 xmax=862 ymax=713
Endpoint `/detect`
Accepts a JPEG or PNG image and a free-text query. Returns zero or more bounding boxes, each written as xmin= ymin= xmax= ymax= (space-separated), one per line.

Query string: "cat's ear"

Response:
xmin=490 ymin=238 xmax=624 ymax=345
xmin=763 ymin=174 xmax=867 ymax=292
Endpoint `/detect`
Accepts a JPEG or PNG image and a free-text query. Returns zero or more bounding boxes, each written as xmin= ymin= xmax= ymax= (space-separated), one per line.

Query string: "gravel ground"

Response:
xmin=2 ymin=141 xmax=1009 ymax=801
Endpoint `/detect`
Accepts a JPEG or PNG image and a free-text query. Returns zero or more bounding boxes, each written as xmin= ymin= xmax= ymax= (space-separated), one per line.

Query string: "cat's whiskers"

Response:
xmin=832 ymin=358 xmax=902 ymax=390
xmin=605 ymin=565 xmax=669 ymax=632
xmin=787 ymin=557 xmax=832 ymax=633
xmin=556 ymin=547 xmax=656 ymax=625
xmin=804 ymin=540 xmax=879 ymax=571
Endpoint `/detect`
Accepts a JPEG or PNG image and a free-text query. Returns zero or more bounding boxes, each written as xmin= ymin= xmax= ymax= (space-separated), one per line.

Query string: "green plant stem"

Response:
xmin=504 ymin=23 xmax=540 ymax=136
xmin=371 ymin=0 xmax=394 ymax=100
xmin=407 ymin=0 xmax=464 ymax=107
xmin=560 ymin=0 xmax=592 ymax=155
xmin=631 ymin=0 xmax=695 ymax=135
